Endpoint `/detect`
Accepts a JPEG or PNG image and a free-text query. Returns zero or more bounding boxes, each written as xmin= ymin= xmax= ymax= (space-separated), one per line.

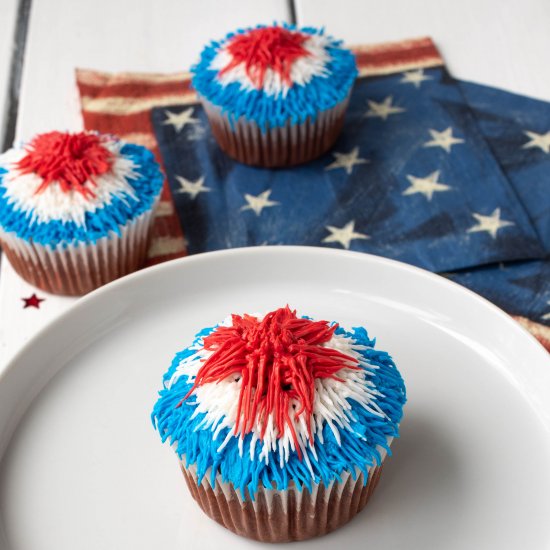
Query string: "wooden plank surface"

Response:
xmin=295 ymin=0 xmax=550 ymax=101
xmin=0 ymin=0 xmax=290 ymax=368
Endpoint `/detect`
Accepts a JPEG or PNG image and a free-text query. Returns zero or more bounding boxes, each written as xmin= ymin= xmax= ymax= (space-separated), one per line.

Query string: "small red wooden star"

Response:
xmin=22 ymin=293 xmax=45 ymax=309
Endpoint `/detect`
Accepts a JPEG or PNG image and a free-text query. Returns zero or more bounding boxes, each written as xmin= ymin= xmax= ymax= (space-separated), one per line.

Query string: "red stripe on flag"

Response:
xmin=352 ymin=38 xmax=442 ymax=70
xmin=78 ymin=79 xmax=193 ymax=99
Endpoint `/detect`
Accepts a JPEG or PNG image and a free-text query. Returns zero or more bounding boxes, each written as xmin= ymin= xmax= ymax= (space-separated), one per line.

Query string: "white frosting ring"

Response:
xmin=210 ymin=33 xmax=332 ymax=97
xmin=167 ymin=317 xmax=385 ymax=470
xmin=0 ymin=138 xmax=138 ymax=227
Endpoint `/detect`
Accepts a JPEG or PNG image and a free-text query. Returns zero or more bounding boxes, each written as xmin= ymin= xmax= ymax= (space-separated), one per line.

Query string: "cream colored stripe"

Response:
xmin=147 ymin=236 xmax=186 ymax=258
xmin=81 ymin=93 xmax=199 ymax=115
xmin=76 ymin=68 xmax=190 ymax=86
xmin=358 ymin=57 xmax=443 ymax=77
xmin=154 ymin=201 xmax=175 ymax=217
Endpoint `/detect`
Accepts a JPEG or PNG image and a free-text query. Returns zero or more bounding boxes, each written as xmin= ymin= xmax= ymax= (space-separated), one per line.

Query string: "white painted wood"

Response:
xmin=295 ymin=0 xmax=550 ymax=101
xmin=15 ymin=0 xmax=290 ymax=138
xmin=0 ymin=0 xmax=290 ymax=368
xmin=0 ymin=0 xmax=19 ymax=143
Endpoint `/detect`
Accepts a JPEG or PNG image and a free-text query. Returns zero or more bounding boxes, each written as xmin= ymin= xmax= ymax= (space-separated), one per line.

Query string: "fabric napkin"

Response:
xmin=151 ymin=67 xmax=543 ymax=273
xmin=75 ymin=37 xmax=549 ymax=350
xmin=446 ymin=82 xmax=550 ymax=338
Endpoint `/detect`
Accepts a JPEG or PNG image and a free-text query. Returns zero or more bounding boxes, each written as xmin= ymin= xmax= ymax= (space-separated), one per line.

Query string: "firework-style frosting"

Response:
xmin=191 ymin=24 xmax=358 ymax=129
xmin=0 ymin=131 xmax=163 ymax=247
xmin=152 ymin=307 xmax=406 ymax=499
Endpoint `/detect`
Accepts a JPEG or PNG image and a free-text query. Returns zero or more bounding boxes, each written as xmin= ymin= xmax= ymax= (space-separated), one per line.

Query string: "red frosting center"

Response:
xmin=16 ymin=131 xmax=113 ymax=199
xmin=219 ymin=26 xmax=311 ymax=88
xmin=184 ymin=306 xmax=359 ymax=457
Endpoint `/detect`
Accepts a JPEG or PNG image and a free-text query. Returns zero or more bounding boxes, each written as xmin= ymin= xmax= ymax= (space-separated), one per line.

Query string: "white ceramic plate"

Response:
xmin=1 ymin=247 xmax=549 ymax=550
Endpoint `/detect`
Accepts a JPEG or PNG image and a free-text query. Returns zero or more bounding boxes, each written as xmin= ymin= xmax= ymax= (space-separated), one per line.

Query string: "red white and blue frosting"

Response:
xmin=152 ymin=307 xmax=406 ymax=499
xmin=191 ymin=24 xmax=357 ymax=129
xmin=0 ymin=131 xmax=163 ymax=247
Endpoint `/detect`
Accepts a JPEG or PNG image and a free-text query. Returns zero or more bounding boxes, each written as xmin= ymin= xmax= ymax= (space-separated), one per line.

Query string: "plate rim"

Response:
xmin=1 ymin=246 xmax=550 ymax=548
xmin=3 ymin=246 xmax=548 ymax=378
xmin=2 ymin=245 xmax=548 ymax=453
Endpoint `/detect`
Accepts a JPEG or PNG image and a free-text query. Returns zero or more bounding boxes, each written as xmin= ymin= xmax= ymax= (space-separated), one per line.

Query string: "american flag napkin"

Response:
xmin=151 ymin=67 xmax=543 ymax=272
xmin=76 ymin=37 xmax=550 ymax=349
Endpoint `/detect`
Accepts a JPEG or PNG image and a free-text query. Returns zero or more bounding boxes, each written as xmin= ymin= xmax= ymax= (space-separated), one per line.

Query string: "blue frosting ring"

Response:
xmin=152 ymin=322 xmax=406 ymax=500
xmin=0 ymin=143 xmax=164 ymax=248
xmin=191 ymin=24 xmax=358 ymax=129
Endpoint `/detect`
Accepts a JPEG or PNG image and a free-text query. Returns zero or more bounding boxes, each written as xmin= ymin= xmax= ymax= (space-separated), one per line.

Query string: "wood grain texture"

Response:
xmin=295 ymin=0 xmax=550 ymax=101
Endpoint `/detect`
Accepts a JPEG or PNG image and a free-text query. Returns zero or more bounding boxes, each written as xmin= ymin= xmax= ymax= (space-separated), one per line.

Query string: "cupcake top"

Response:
xmin=152 ymin=306 xmax=406 ymax=499
xmin=0 ymin=131 xmax=163 ymax=248
xmin=191 ymin=24 xmax=357 ymax=129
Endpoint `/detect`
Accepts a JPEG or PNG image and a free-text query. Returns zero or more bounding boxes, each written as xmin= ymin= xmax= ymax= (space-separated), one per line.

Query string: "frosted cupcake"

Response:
xmin=191 ymin=24 xmax=357 ymax=167
xmin=152 ymin=306 xmax=406 ymax=542
xmin=0 ymin=131 xmax=163 ymax=295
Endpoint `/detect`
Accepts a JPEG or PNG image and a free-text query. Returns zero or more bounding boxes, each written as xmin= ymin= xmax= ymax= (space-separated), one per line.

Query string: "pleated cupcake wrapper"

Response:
xmin=180 ymin=443 xmax=389 ymax=543
xmin=0 ymin=202 xmax=158 ymax=296
xmin=201 ymin=95 xmax=350 ymax=168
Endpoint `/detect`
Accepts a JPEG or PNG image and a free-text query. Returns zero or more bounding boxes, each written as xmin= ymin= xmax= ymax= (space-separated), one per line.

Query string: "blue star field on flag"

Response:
xmin=151 ymin=67 xmax=549 ymax=327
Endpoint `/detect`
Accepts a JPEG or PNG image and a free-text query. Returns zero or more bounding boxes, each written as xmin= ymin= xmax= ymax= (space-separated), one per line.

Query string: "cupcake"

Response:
xmin=0 ymin=131 xmax=163 ymax=296
xmin=152 ymin=306 xmax=406 ymax=542
xmin=191 ymin=24 xmax=357 ymax=168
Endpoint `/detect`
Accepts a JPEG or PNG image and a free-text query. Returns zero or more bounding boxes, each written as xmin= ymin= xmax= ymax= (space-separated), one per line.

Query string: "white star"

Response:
xmin=423 ymin=127 xmax=465 ymax=153
xmin=174 ymin=175 xmax=211 ymax=199
xmin=322 ymin=220 xmax=369 ymax=250
xmin=241 ymin=190 xmax=280 ymax=216
xmin=467 ymin=208 xmax=515 ymax=239
xmin=325 ymin=147 xmax=369 ymax=175
xmin=542 ymin=301 xmax=550 ymax=321
xmin=522 ymin=130 xmax=550 ymax=154
xmin=403 ymin=170 xmax=452 ymax=201
xmin=365 ymin=96 xmax=406 ymax=120
xmin=400 ymin=69 xmax=433 ymax=88
xmin=162 ymin=108 xmax=200 ymax=132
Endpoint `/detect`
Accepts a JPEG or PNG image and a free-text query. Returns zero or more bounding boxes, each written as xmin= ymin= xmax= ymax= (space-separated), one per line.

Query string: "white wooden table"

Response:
xmin=296 ymin=0 xmax=550 ymax=101
xmin=1 ymin=0 xmax=549 ymax=369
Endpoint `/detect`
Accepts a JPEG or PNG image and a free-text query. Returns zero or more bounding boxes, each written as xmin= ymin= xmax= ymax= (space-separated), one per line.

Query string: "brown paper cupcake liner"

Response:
xmin=201 ymin=96 xmax=350 ymax=168
xmin=0 ymin=206 xmax=157 ymax=296
xmin=181 ymin=460 xmax=384 ymax=543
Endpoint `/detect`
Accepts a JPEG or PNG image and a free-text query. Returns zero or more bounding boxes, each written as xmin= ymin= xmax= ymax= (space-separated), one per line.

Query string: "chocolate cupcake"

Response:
xmin=152 ymin=306 xmax=406 ymax=542
xmin=0 ymin=131 xmax=163 ymax=296
xmin=191 ymin=24 xmax=357 ymax=167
